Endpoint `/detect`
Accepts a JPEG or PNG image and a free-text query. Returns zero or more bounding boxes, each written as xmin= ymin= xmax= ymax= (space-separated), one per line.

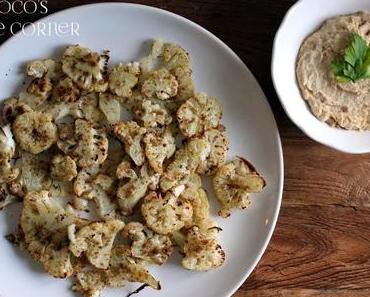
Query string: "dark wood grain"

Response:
xmin=2 ymin=1 xmax=370 ymax=297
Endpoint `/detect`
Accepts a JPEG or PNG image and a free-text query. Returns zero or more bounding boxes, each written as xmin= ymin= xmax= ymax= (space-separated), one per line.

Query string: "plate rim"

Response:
xmin=0 ymin=3 xmax=284 ymax=296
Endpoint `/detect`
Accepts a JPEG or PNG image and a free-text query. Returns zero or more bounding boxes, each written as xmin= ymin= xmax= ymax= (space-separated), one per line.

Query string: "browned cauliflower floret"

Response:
xmin=0 ymin=184 xmax=19 ymax=210
xmin=20 ymin=191 xmax=86 ymax=278
xmin=26 ymin=59 xmax=61 ymax=80
xmin=13 ymin=111 xmax=57 ymax=154
xmin=134 ymin=99 xmax=172 ymax=128
xmin=141 ymin=188 xmax=193 ymax=235
xmin=213 ymin=157 xmax=266 ymax=218
xmin=9 ymin=153 xmax=51 ymax=196
xmin=117 ymin=164 xmax=160 ymax=215
xmin=73 ymin=245 xmax=160 ymax=297
xmin=124 ymin=222 xmax=173 ymax=265
xmin=62 ymin=45 xmax=108 ymax=92
xmin=112 ymin=121 xmax=146 ymax=166
xmin=143 ymin=128 xmax=176 ymax=174
xmin=52 ymin=76 xmax=80 ymax=103
xmin=141 ymin=68 xmax=178 ymax=100
xmin=182 ymin=226 xmax=225 ymax=271
xmin=193 ymin=128 xmax=229 ymax=175
xmin=98 ymin=92 xmax=121 ymax=124
xmin=159 ymin=138 xmax=209 ymax=192
xmin=19 ymin=77 xmax=53 ymax=108
xmin=51 ymin=154 xmax=78 ymax=182
xmin=116 ymin=160 xmax=137 ymax=180
xmin=69 ymin=219 xmax=125 ymax=269
xmin=2 ymin=98 xmax=32 ymax=124
xmin=73 ymin=119 xmax=109 ymax=168
xmin=162 ymin=43 xmax=194 ymax=102
xmin=177 ymin=93 xmax=222 ymax=137
xmin=57 ymin=124 xmax=77 ymax=155
xmin=74 ymin=172 xmax=117 ymax=220
xmin=109 ymin=62 xmax=140 ymax=98
xmin=77 ymin=92 xmax=104 ymax=122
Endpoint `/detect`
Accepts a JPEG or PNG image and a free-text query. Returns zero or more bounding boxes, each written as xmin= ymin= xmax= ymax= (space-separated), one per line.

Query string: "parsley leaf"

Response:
xmin=331 ymin=33 xmax=370 ymax=82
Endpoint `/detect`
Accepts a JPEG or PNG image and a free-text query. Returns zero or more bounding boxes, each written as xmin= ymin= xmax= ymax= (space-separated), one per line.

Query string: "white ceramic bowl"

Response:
xmin=0 ymin=3 xmax=283 ymax=297
xmin=272 ymin=0 xmax=370 ymax=154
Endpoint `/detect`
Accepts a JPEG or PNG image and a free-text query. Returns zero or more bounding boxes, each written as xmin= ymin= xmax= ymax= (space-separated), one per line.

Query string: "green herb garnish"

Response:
xmin=331 ymin=33 xmax=370 ymax=82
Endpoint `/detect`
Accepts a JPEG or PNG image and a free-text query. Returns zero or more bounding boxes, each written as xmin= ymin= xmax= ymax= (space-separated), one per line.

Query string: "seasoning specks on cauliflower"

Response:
xmin=69 ymin=219 xmax=125 ymax=269
xmin=141 ymin=188 xmax=193 ymax=235
xmin=112 ymin=121 xmax=146 ymax=166
xmin=20 ymin=191 xmax=85 ymax=278
xmin=62 ymin=45 xmax=108 ymax=92
xmin=73 ymin=245 xmax=160 ymax=297
xmin=109 ymin=62 xmax=140 ymax=98
xmin=52 ymin=76 xmax=81 ymax=103
xmin=213 ymin=157 xmax=266 ymax=218
xmin=124 ymin=222 xmax=173 ymax=265
xmin=51 ymin=154 xmax=78 ymax=182
xmin=141 ymin=68 xmax=178 ymax=100
xmin=26 ymin=59 xmax=61 ymax=80
xmin=19 ymin=77 xmax=53 ymax=109
xmin=182 ymin=226 xmax=225 ymax=271
xmin=2 ymin=98 xmax=32 ymax=124
xmin=177 ymin=92 xmax=222 ymax=137
xmin=144 ymin=128 xmax=176 ymax=174
xmin=13 ymin=111 xmax=57 ymax=154
xmin=73 ymin=119 xmax=109 ymax=168
xmin=134 ymin=99 xmax=172 ymax=128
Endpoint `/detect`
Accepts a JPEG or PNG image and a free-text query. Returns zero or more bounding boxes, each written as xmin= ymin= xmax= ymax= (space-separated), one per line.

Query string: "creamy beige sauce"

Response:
xmin=296 ymin=11 xmax=370 ymax=130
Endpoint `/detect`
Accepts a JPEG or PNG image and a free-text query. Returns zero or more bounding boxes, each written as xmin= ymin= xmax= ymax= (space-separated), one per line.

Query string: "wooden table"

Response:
xmin=3 ymin=1 xmax=370 ymax=296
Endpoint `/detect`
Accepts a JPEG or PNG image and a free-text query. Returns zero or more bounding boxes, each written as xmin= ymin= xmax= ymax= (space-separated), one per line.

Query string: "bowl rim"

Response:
xmin=271 ymin=0 xmax=370 ymax=154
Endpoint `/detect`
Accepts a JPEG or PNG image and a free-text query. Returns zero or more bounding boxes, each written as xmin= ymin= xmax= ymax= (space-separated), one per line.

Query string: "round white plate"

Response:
xmin=0 ymin=3 xmax=283 ymax=297
xmin=272 ymin=0 xmax=370 ymax=154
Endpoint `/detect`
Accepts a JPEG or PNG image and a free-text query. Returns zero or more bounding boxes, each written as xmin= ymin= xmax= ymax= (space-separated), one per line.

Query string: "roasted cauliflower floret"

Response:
xmin=116 ymin=160 xmax=137 ymax=180
xmin=62 ymin=45 xmax=108 ymax=92
xmin=213 ymin=157 xmax=266 ymax=218
xmin=0 ymin=159 xmax=19 ymax=184
xmin=141 ymin=188 xmax=193 ymax=235
xmin=182 ymin=226 xmax=225 ymax=271
xmin=98 ymin=92 xmax=121 ymax=124
xmin=193 ymin=128 xmax=229 ymax=175
xmin=52 ymin=76 xmax=81 ymax=103
xmin=124 ymin=222 xmax=173 ymax=265
xmin=134 ymin=99 xmax=172 ymax=128
xmin=69 ymin=219 xmax=125 ymax=269
xmin=51 ymin=154 xmax=78 ymax=182
xmin=73 ymin=245 xmax=160 ymax=297
xmin=73 ymin=119 xmax=109 ymax=168
xmin=57 ymin=124 xmax=77 ymax=155
xmin=177 ymin=93 xmax=222 ymax=137
xmin=159 ymin=138 xmax=209 ymax=192
xmin=2 ymin=98 xmax=32 ymax=124
xmin=26 ymin=59 xmax=61 ymax=80
xmin=117 ymin=164 xmax=160 ymax=215
xmin=77 ymin=92 xmax=104 ymax=122
xmin=109 ymin=62 xmax=140 ymax=98
xmin=74 ymin=172 xmax=116 ymax=220
xmin=141 ymin=68 xmax=178 ymax=100
xmin=0 ymin=125 xmax=16 ymax=160
xmin=0 ymin=184 xmax=19 ymax=210
xmin=20 ymin=191 xmax=85 ymax=278
xmin=143 ymin=128 xmax=176 ymax=173
xmin=13 ymin=111 xmax=57 ymax=154
xmin=162 ymin=43 xmax=194 ymax=102
xmin=9 ymin=153 xmax=51 ymax=196
xmin=19 ymin=77 xmax=53 ymax=108
xmin=112 ymin=121 xmax=146 ymax=166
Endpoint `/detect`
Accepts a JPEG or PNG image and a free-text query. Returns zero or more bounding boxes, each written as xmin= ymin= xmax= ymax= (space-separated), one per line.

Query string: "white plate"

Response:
xmin=272 ymin=0 xmax=370 ymax=154
xmin=0 ymin=3 xmax=283 ymax=297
